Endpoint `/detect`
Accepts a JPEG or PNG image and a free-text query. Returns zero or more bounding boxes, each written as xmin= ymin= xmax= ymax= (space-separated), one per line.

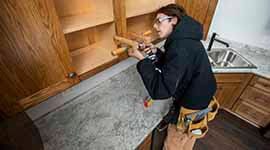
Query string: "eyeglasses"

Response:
xmin=153 ymin=16 xmax=173 ymax=26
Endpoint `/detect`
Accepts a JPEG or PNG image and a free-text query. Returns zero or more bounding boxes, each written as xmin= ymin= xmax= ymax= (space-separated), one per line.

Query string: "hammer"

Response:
xmin=111 ymin=30 xmax=152 ymax=56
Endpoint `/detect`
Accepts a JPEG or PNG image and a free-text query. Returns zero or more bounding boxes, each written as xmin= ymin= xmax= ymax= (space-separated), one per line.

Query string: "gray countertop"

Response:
xmin=35 ymin=39 xmax=270 ymax=150
xmin=35 ymin=66 xmax=171 ymax=150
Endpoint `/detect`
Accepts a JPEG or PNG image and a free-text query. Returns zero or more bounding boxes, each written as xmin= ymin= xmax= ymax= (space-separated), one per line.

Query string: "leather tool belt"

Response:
xmin=176 ymin=97 xmax=220 ymax=139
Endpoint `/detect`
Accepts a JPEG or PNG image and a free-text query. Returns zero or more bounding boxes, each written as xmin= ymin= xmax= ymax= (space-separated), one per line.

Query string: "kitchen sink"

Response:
xmin=207 ymin=48 xmax=257 ymax=69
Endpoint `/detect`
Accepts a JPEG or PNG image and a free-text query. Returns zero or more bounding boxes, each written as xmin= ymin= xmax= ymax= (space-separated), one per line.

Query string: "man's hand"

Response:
xmin=143 ymin=43 xmax=157 ymax=54
xmin=128 ymin=48 xmax=145 ymax=60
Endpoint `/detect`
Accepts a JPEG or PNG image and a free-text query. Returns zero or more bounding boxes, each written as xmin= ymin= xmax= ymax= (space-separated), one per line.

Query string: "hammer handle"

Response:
xmin=111 ymin=47 xmax=129 ymax=56
xmin=114 ymin=36 xmax=137 ymax=48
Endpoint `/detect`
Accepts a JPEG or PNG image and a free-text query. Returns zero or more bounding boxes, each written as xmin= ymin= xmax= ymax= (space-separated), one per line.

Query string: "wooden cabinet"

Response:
xmin=176 ymin=0 xmax=218 ymax=39
xmin=241 ymin=86 xmax=270 ymax=111
xmin=214 ymin=73 xmax=253 ymax=110
xmin=136 ymin=133 xmax=152 ymax=150
xmin=233 ymin=75 xmax=270 ymax=127
xmin=0 ymin=0 xmax=218 ymax=118
xmin=52 ymin=0 xmax=120 ymax=80
xmin=51 ymin=0 xmax=175 ymax=80
xmin=234 ymin=101 xmax=270 ymax=127
xmin=215 ymin=83 xmax=239 ymax=109
xmin=250 ymin=75 xmax=270 ymax=93
xmin=0 ymin=0 xmax=79 ymax=118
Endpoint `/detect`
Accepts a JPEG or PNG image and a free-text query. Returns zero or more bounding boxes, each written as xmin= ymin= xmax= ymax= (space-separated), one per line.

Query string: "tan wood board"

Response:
xmin=53 ymin=0 xmax=114 ymax=34
xmin=126 ymin=0 xmax=175 ymax=18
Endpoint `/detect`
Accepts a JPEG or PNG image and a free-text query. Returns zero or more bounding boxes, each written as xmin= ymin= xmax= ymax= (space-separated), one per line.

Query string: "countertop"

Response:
xmin=35 ymin=39 xmax=270 ymax=150
xmin=35 ymin=66 xmax=171 ymax=150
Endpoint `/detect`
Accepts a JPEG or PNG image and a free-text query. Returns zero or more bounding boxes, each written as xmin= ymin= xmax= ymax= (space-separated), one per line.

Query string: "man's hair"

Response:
xmin=155 ymin=4 xmax=186 ymax=24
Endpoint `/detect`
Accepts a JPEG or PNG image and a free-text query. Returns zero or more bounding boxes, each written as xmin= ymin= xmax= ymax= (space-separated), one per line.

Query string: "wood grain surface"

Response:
xmin=0 ymin=0 xmax=75 ymax=117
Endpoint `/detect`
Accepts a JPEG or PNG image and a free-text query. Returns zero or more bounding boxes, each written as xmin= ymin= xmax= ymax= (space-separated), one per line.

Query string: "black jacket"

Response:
xmin=137 ymin=15 xmax=217 ymax=110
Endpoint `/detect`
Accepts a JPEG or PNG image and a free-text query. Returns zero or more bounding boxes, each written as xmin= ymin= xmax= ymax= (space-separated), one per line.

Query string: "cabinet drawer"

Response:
xmin=250 ymin=76 xmax=270 ymax=93
xmin=235 ymin=100 xmax=270 ymax=127
xmin=241 ymin=86 xmax=270 ymax=112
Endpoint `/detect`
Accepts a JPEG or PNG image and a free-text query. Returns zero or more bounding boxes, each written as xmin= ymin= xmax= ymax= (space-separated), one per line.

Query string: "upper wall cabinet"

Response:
xmin=52 ymin=0 xmax=119 ymax=80
xmin=0 ymin=0 xmax=218 ymax=118
xmin=0 ymin=0 xmax=78 ymax=117
xmin=176 ymin=0 xmax=218 ymax=39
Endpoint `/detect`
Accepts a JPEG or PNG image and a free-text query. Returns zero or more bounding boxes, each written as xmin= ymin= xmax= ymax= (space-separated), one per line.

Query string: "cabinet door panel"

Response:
xmin=250 ymin=76 xmax=270 ymax=93
xmin=136 ymin=133 xmax=152 ymax=150
xmin=235 ymin=100 xmax=270 ymax=127
xmin=176 ymin=0 xmax=218 ymax=39
xmin=177 ymin=0 xmax=210 ymax=23
xmin=214 ymin=73 xmax=253 ymax=110
xmin=0 ymin=0 xmax=75 ymax=117
xmin=241 ymin=86 xmax=270 ymax=112
xmin=215 ymin=83 xmax=239 ymax=109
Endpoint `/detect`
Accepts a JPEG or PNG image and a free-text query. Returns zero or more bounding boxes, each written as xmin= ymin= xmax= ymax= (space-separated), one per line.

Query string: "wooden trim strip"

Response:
xmin=203 ymin=0 xmax=218 ymax=40
xmin=19 ymin=78 xmax=79 ymax=110
xmin=113 ymin=0 xmax=127 ymax=37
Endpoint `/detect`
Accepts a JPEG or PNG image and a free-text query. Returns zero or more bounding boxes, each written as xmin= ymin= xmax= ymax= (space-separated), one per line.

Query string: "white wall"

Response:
xmin=208 ymin=0 xmax=270 ymax=49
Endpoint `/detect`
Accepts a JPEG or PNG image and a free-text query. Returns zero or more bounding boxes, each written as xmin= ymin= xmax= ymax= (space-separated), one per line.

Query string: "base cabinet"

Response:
xmin=136 ymin=133 xmax=152 ymax=150
xmin=233 ymin=75 xmax=270 ymax=127
xmin=214 ymin=73 xmax=253 ymax=110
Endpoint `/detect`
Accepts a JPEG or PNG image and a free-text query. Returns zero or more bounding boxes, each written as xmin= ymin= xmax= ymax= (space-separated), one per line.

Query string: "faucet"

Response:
xmin=207 ymin=32 xmax=230 ymax=51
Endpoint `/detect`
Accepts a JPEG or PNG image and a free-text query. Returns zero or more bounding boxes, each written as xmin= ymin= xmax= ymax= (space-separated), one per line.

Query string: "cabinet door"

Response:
xmin=234 ymin=100 xmax=270 ymax=127
xmin=176 ymin=0 xmax=218 ymax=39
xmin=214 ymin=73 xmax=253 ymax=110
xmin=136 ymin=133 xmax=152 ymax=150
xmin=240 ymin=86 xmax=270 ymax=112
xmin=0 ymin=0 xmax=77 ymax=117
xmin=250 ymin=75 xmax=270 ymax=93
xmin=215 ymin=83 xmax=240 ymax=109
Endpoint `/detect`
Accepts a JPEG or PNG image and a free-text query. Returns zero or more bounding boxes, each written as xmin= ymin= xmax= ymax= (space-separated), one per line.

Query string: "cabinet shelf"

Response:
xmin=126 ymin=0 xmax=174 ymax=18
xmin=60 ymin=13 xmax=114 ymax=34
xmin=64 ymin=22 xmax=117 ymax=76
xmin=71 ymin=43 xmax=118 ymax=76
xmin=53 ymin=0 xmax=114 ymax=34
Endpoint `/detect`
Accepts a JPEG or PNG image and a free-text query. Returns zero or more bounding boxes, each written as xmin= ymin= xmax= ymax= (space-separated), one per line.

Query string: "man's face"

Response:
xmin=153 ymin=13 xmax=177 ymax=39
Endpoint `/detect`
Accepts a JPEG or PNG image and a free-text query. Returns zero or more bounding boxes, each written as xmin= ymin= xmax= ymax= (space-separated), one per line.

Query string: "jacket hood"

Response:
xmin=166 ymin=15 xmax=203 ymax=44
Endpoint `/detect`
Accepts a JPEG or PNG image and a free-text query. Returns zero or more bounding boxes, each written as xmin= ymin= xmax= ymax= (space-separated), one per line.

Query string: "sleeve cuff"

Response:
xmin=155 ymin=48 xmax=164 ymax=60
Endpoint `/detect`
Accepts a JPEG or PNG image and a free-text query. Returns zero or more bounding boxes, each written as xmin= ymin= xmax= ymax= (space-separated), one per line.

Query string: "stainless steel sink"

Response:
xmin=207 ymin=48 xmax=257 ymax=69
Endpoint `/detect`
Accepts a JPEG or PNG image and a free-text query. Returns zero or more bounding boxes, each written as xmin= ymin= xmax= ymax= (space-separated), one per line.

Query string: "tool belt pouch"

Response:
xmin=207 ymin=97 xmax=220 ymax=121
xmin=176 ymin=97 xmax=220 ymax=139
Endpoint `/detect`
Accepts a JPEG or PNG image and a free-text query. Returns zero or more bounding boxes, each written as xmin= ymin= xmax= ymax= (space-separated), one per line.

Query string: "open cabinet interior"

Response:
xmin=54 ymin=0 xmax=114 ymax=34
xmin=51 ymin=0 xmax=176 ymax=78
xmin=65 ymin=23 xmax=117 ymax=76
xmin=126 ymin=0 xmax=175 ymax=42
xmin=127 ymin=13 xmax=159 ymax=42
xmin=53 ymin=0 xmax=118 ymax=78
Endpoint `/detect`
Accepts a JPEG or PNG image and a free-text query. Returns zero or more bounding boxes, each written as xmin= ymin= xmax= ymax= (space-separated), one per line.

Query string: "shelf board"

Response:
xmin=71 ymin=43 xmax=118 ymax=76
xmin=60 ymin=12 xmax=114 ymax=34
xmin=126 ymin=0 xmax=174 ymax=18
xmin=126 ymin=1 xmax=156 ymax=18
